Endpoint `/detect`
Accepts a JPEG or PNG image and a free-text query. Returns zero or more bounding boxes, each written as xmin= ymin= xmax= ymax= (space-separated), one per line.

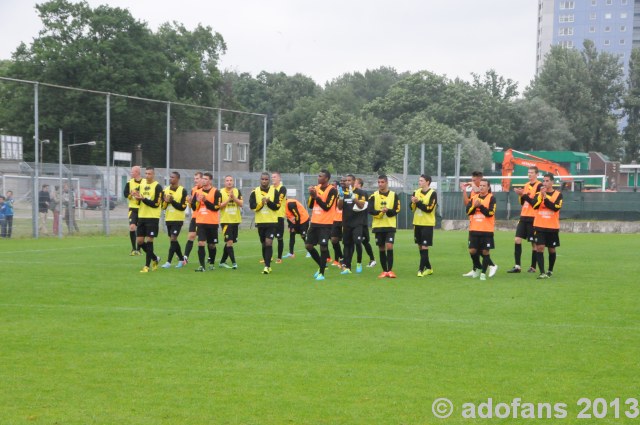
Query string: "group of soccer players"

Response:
xmin=124 ymin=165 xmax=562 ymax=280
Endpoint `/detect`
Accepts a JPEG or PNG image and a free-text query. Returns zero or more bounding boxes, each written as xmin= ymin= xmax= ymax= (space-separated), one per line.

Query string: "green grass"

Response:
xmin=0 ymin=230 xmax=638 ymax=424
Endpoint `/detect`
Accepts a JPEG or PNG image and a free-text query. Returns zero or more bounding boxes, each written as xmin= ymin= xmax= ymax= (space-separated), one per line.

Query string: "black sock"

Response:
xmin=308 ymin=247 xmax=321 ymax=268
xmin=482 ymin=254 xmax=490 ymax=273
xmin=289 ymin=235 xmax=295 ymax=255
xmin=277 ymin=238 xmax=284 ymax=259
xmin=167 ymin=241 xmax=175 ymax=263
xmin=148 ymin=242 xmax=156 ymax=261
xmin=549 ymin=252 xmax=556 ymax=272
xmin=531 ymin=250 xmax=537 ymax=269
xmin=265 ymin=245 xmax=273 ymax=267
xmin=220 ymin=246 xmax=229 ymax=263
xmin=185 ymin=240 xmax=194 ymax=259
xmin=514 ymin=243 xmax=522 ymax=266
xmin=198 ymin=245 xmax=205 ymax=267
xmin=379 ymin=250 xmax=387 ymax=272
xmin=228 ymin=246 xmax=236 ymax=264
xmin=130 ymin=231 xmax=136 ymax=250
xmin=174 ymin=241 xmax=183 ymax=261
xmin=208 ymin=245 xmax=217 ymax=264
xmin=319 ymin=248 xmax=328 ymax=274
xmin=387 ymin=249 xmax=394 ymax=271
xmin=421 ymin=249 xmax=431 ymax=270
xmin=472 ymin=253 xmax=482 ymax=270
xmin=536 ymin=251 xmax=545 ymax=273
xmin=141 ymin=242 xmax=150 ymax=266
xmin=332 ymin=241 xmax=343 ymax=261
xmin=364 ymin=242 xmax=375 ymax=262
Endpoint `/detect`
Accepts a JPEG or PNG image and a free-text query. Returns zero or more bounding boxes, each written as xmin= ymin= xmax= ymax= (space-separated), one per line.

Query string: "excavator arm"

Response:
xmin=502 ymin=149 xmax=572 ymax=191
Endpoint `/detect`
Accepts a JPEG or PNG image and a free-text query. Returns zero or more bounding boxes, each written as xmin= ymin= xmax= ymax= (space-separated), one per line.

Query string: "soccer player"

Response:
xmin=354 ymin=177 xmax=376 ymax=268
xmin=123 ymin=165 xmax=143 ymax=255
xmin=284 ymin=195 xmax=310 ymax=258
xmin=183 ymin=171 xmax=203 ymax=264
xmin=132 ymin=167 xmax=163 ymax=273
xmin=461 ymin=171 xmax=497 ymax=277
xmin=160 ymin=171 xmax=188 ymax=268
xmin=532 ymin=173 xmax=563 ymax=279
xmin=270 ymin=171 xmax=287 ymax=264
xmin=219 ymin=175 xmax=243 ymax=269
xmin=192 ymin=172 xmax=222 ymax=272
xmin=330 ymin=179 xmax=345 ymax=267
xmin=338 ymin=174 xmax=368 ymax=274
xmin=507 ymin=166 xmax=541 ymax=273
xmin=306 ymin=169 xmax=338 ymax=281
xmin=249 ymin=172 xmax=280 ymax=274
xmin=411 ymin=174 xmax=437 ymax=277
xmin=367 ymin=175 xmax=401 ymax=278
xmin=463 ymin=179 xmax=496 ymax=281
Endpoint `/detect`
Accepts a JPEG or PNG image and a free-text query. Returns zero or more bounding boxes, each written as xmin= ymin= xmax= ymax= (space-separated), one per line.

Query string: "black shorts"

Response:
xmin=331 ymin=222 xmax=343 ymax=239
xmin=136 ymin=218 xmax=159 ymax=238
xmin=374 ymin=231 xmax=396 ymax=246
xmin=128 ymin=208 xmax=139 ymax=226
xmin=165 ymin=221 xmax=183 ymax=237
xmin=258 ymin=225 xmax=277 ymax=244
xmin=221 ymin=223 xmax=239 ymax=243
xmin=342 ymin=225 xmax=363 ymax=245
xmin=290 ymin=220 xmax=309 ymax=237
xmin=197 ymin=224 xmax=218 ymax=244
xmin=534 ymin=230 xmax=560 ymax=248
xmin=414 ymin=225 xmax=434 ymax=247
xmin=306 ymin=225 xmax=331 ymax=246
xmin=188 ymin=217 xmax=197 ymax=233
xmin=515 ymin=219 xmax=535 ymax=241
xmin=275 ymin=217 xmax=285 ymax=239
xmin=468 ymin=232 xmax=495 ymax=250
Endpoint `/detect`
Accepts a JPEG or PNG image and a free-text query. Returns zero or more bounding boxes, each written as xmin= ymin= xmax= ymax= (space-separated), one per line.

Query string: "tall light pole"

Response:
xmin=67 ymin=141 xmax=97 ymax=168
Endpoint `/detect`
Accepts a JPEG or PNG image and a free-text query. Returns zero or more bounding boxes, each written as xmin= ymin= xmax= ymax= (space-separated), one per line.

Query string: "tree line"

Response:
xmin=1 ymin=0 xmax=638 ymax=175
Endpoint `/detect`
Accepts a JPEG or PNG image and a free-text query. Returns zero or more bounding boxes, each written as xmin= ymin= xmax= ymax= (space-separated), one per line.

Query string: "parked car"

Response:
xmin=95 ymin=189 xmax=117 ymax=210
xmin=79 ymin=188 xmax=101 ymax=209
xmin=79 ymin=188 xmax=116 ymax=210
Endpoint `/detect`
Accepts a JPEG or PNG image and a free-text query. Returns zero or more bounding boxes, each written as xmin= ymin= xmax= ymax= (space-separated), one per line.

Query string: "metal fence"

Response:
xmin=2 ymin=168 xmax=639 ymax=239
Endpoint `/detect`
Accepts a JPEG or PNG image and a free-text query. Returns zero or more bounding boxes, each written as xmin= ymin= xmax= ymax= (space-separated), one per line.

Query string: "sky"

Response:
xmin=0 ymin=0 xmax=539 ymax=91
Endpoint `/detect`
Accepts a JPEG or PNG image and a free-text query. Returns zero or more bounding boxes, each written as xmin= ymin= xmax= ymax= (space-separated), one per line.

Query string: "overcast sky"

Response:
xmin=0 ymin=0 xmax=539 ymax=91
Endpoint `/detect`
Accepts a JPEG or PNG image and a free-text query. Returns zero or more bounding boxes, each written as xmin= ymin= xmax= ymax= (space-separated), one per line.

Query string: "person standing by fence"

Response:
xmin=2 ymin=191 xmax=14 ymax=238
xmin=38 ymin=184 xmax=51 ymax=236
xmin=533 ymin=173 xmax=563 ymax=279
xmin=367 ymin=175 xmax=401 ymax=278
xmin=411 ymin=174 xmax=437 ymax=277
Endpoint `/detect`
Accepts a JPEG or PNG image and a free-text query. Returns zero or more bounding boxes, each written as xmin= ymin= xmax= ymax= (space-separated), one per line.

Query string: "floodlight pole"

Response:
xmin=33 ymin=83 xmax=39 ymax=238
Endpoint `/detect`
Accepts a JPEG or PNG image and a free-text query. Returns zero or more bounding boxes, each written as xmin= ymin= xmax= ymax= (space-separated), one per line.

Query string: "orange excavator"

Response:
xmin=501 ymin=149 xmax=572 ymax=192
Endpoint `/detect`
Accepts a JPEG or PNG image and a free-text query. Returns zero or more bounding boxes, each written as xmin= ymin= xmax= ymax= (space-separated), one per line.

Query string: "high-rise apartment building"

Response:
xmin=536 ymin=0 xmax=640 ymax=76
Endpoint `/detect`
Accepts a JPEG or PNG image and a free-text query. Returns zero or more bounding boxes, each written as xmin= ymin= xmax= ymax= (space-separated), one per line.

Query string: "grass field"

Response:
xmin=0 ymin=229 xmax=638 ymax=424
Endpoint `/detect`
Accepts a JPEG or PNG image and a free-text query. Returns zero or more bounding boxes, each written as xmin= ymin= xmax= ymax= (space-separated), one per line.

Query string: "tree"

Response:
xmin=622 ymin=48 xmax=640 ymax=162
xmin=527 ymin=40 xmax=623 ymax=156
xmin=460 ymin=131 xmax=493 ymax=175
xmin=510 ymin=98 xmax=575 ymax=150
xmin=1 ymin=0 xmax=227 ymax=164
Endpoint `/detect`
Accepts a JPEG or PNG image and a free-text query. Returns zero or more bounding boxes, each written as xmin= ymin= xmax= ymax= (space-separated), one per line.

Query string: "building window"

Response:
xmin=590 ymin=12 xmax=597 ymax=19
xmin=622 ymin=0 xmax=628 ymax=4
xmin=591 ymin=0 xmax=597 ymax=4
xmin=0 ymin=135 xmax=23 ymax=160
xmin=559 ymin=27 xmax=574 ymax=36
xmin=560 ymin=1 xmax=575 ymax=9
xmin=604 ymin=39 xmax=611 ymax=46
xmin=620 ymin=39 xmax=625 ymax=45
xmin=590 ymin=26 xmax=596 ymax=32
xmin=560 ymin=40 xmax=574 ymax=48
xmin=621 ymin=25 xmax=627 ymax=31
xmin=224 ymin=143 xmax=232 ymax=161
xmin=620 ymin=12 xmax=628 ymax=19
xmin=604 ymin=12 xmax=612 ymax=19
xmin=606 ymin=0 xmax=612 ymax=4
xmin=605 ymin=26 xmax=611 ymax=32
xmin=559 ymin=14 xmax=575 ymax=23
xmin=237 ymin=144 xmax=248 ymax=162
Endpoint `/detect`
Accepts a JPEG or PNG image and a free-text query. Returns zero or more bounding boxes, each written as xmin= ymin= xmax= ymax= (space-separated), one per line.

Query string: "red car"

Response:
xmin=79 ymin=188 xmax=102 ymax=209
